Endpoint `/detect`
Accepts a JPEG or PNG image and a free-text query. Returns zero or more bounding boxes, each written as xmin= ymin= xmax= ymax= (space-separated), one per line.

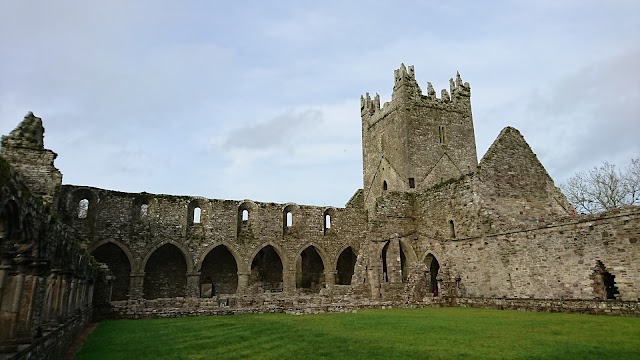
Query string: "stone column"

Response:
xmin=186 ymin=272 xmax=201 ymax=298
xmin=67 ymin=278 xmax=77 ymax=315
xmin=42 ymin=271 xmax=59 ymax=329
xmin=237 ymin=271 xmax=250 ymax=294
xmin=0 ymin=253 xmax=16 ymax=353
xmin=16 ymin=258 xmax=43 ymax=344
xmin=0 ymin=253 xmax=13 ymax=313
xmin=368 ymin=265 xmax=382 ymax=300
xmin=324 ymin=270 xmax=336 ymax=293
xmin=7 ymin=254 xmax=29 ymax=347
xmin=128 ymin=272 xmax=144 ymax=300
xmin=283 ymin=269 xmax=296 ymax=294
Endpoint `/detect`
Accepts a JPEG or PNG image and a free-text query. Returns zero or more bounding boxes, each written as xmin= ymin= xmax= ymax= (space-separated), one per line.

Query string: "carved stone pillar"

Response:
xmin=186 ymin=272 xmax=201 ymax=298
xmin=128 ymin=272 xmax=144 ymax=300
xmin=283 ymin=269 xmax=296 ymax=294
xmin=0 ymin=253 xmax=16 ymax=353
xmin=237 ymin=271 xmax=250 ymax=294
xmin=368 ymin=265 xmax=381 ymax=300
xmin=324 ymin=270 xmax=336 ymax=293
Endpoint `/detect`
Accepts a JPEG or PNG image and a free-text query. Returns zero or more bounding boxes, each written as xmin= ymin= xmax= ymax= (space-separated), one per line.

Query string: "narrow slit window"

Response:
xmin=78 ymin=199 xmax=89 ymax=219
xmin=439 ymin=125 xmax=446 ymax=144
xmin=325 ymin=214 xmax=331 ymax=229
xmin=140 ymin=204 xmax=149 ymax=217
xmin=193 ymin=207 xmax=201 ymax=224
xmin=409 ymin=178 xmax=415 ymax=188
xmin=286 ymin=211 xmax=293 ymax=227
xmin=242 ymin=209 xmax=249 ymax=223
xmin=383 ymin=180 xmax=388 ymax=191
xmin=449 ymin=219 xmax=456 ymax=239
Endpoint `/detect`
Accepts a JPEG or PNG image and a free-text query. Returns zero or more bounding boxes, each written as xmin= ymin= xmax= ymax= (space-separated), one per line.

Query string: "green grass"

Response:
xmin=75 ymin=308 xmax=640 ymax=360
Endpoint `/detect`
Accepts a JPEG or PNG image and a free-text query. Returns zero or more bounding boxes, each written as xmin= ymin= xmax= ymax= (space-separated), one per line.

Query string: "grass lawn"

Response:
xmin=75 ymin=307 xmax=640 ymax=360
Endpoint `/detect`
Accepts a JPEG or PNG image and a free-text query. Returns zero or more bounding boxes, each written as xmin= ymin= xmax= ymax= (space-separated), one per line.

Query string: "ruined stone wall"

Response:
xmin=475 ymin=127 xmax=573 ymax=232
xmin=58 ymin=185 xmax=368 ymax=300
xmin=0 ymin=155 xmax=100 ymax=358
xmin=412 ymin=207 xmax=640 ymax=301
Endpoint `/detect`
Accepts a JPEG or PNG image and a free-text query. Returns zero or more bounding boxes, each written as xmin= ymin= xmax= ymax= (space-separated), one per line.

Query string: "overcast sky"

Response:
xmin=1 ymin=1 xmax=639 ymax=207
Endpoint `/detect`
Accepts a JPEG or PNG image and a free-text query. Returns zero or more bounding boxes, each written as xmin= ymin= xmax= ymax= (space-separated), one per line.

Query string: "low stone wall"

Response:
xmin=96 ymin=295 xmax=640 ymax=319
xmin=0 ymin=307 xmax=92 ymax=360
xmin=449 ymin=297 xmax=640 ymax=316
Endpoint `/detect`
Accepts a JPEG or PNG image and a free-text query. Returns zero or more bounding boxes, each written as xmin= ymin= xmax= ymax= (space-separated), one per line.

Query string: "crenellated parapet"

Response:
xmin=361 ymin=65 xmax=472 ymax=127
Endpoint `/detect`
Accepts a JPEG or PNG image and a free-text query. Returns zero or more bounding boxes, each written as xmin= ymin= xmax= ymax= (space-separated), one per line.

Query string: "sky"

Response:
xmin=1 ymin=1 xmax=639 ymax=207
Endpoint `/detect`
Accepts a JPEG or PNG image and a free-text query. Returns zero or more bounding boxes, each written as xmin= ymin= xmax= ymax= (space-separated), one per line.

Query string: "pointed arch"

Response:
xmin=296 ymin=244 xmax=326 ymax=292
xmin=90 ymin=240 xmax=133 ymax=301
xmin=140 ymin=240 xmax=194 ymax=273
xmin=249 ymin=244 xmax=285 ymax=293
xmin=335 ymin=246 xmax=357 ymax=285
xmin=423 ymin=252 xmax=441 ymax=295
xmin=142 ymin=242 xmax=189 ymax=299
xmin=0 ymin=199 xmax=21 ymax=249
xmin=198 ymin=244 xmax=238 ymax=296
xmin=196 ymin=242 xmax=243 ymax=272
xmin=89 ymin=239 xmax=136 ymax=271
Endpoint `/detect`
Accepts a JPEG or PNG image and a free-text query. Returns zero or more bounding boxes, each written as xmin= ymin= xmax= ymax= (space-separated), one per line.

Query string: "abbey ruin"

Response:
xmin=0 ymin=65 xmax=638 ymax=358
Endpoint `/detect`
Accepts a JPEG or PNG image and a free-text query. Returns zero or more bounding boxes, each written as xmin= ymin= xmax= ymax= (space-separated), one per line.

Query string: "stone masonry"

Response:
xmin=0 ymin=65 xmax=639 ymax=349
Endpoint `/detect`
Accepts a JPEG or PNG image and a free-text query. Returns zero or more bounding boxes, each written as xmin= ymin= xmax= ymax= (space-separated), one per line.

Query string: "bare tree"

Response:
xmin=561 ymin=158 xmax=640 ymax=214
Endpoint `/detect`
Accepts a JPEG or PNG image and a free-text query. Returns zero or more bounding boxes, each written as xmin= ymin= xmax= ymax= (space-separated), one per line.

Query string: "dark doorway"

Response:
xmin=296 ymin=246 xmax=325 ymax=292
xmin=424 ymin=254 xmax=440 ymax=295
xmin=91 ymin=242 xmax=131 ymax=301
xmin=250 ymin=245 xmax=283 ymax=292
xmin=143 ymin=244 xmax=187 ymax=299
xmin=200 ymin=245 xmax=238 ymax=296
xmin=336 ymin=247 xmax=357 ymax=285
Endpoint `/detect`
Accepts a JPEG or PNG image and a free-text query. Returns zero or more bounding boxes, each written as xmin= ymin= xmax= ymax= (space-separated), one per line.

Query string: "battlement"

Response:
xmin=361 ymin=65 xmax=472 ymax=124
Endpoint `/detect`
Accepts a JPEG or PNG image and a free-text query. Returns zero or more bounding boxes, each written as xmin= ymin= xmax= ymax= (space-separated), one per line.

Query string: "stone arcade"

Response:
xmin=1 ymin=65 xmax=639 ymax=359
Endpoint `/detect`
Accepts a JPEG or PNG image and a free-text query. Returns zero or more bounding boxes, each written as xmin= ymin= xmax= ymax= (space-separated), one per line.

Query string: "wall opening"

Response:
xmin=381 ymin=241 xmax=390 ymax=282
xmin=323 ymin=208 xmax=335 ymax=235
xmin=449 ymin=220 xmax=456 ymax=239
xmin=283 ymin=205 xmax=295 ymax=233
xmin=399 ymin=242 xmax=408 ymax=283
xmin=193 ymin=207 xmax=201 ymax=224
xmin=296 ymin=246 xmax=325 ymax=293
xmin=200 ymin=245 xmax=238 ymax=296
xmin=140 ymin=203 xmax=149 ymax=218
xmin=250 ymin=245 xmax=283 ymax=292
xmin=143 ymin=244 xmax=187 ymax=299
xmin=424 ymin=254 xmax=440 ymax=296
xmin=438 ymin=125 xmax=446 ymax=144
xmin=409 ymin=178 xmax=415 ymax=189
xmin=242 ymin=209 xmax=249 ymax=222
xmin=286 ymin=212 xmax=292 ymax=227
xmin=78 ymin=199 xmax=89 ymax=219
xmin=336 ymin=247 xmax=357 ymax=285
xmin=383 ymin=180 xmax=388 ymax=191
xmin=591 ymin=260 xmax=620 ymax=300
xmin=91 ymin=242 xmax=131 ymax=301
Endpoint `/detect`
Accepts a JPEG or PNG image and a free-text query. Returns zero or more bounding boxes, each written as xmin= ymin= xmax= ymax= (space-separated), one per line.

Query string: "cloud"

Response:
xmin=219 ymin=109 xmax=322 ymax=150
xmin=478 ymin=48 xmax=640 ymax=184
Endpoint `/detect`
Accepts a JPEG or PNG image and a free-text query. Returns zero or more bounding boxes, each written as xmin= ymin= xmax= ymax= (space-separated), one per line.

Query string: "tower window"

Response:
xmin=140 ymin=204 xmax=149 ymax=217
xmin=286 ymin=211 xmax=293 ymax=227
xmin=409 ymin=178 xmax=415 ymax=189
xmin=78 ymin=199 xmax=89 ymax=219
xmin=193 ymin=207 xmax=201 ymax=224
xmin=383 ymin=181 xmax=388 ymax=191
xmin=325 ymin=214 xmax=331 ymax=229
xmin=242 ymin=209 xmax=249 ymax=223
xmin=438 ymin=125 xmax=447 ymax=144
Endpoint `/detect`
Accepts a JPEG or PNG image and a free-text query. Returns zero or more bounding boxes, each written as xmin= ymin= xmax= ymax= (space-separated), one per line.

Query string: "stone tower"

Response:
xmin=360 ymin=64 xmax=478 ymax=212
xmin=0 ymin=112 xmax=62 ymax=206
